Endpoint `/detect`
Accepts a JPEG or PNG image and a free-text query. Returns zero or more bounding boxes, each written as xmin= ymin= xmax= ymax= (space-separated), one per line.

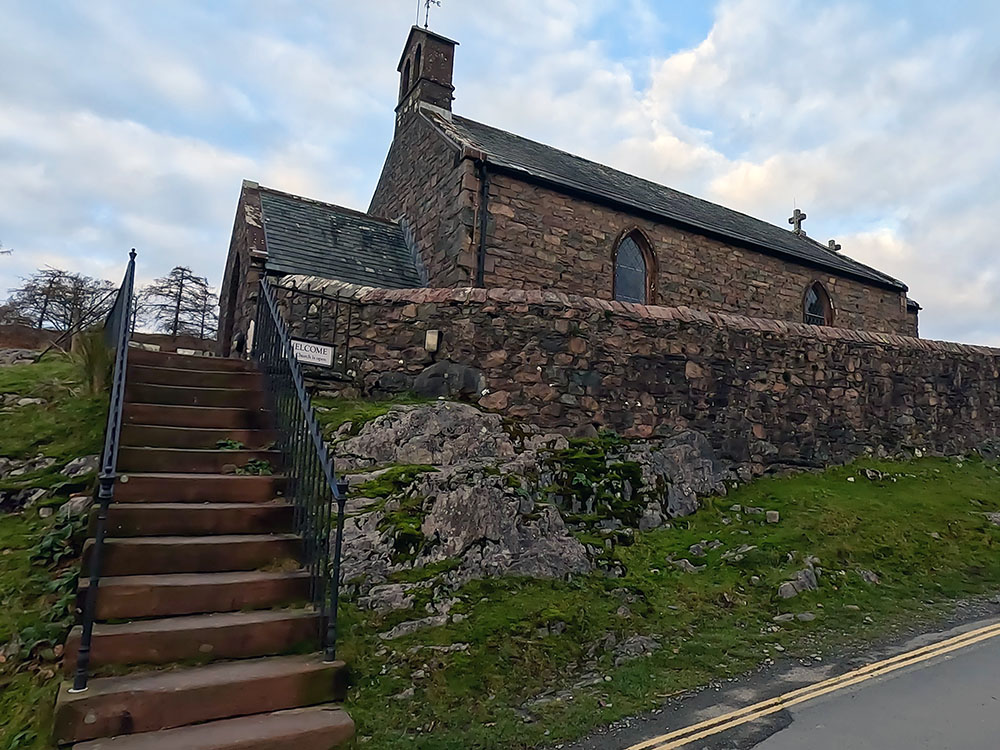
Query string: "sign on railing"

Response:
xmin=272 ymin=284 xmax=355 ymax=378
xmin=292 ymin=339 xmax=334 ymax=367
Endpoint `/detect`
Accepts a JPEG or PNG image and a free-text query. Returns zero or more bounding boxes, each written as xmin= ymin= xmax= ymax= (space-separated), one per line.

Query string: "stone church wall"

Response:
xmin=481 ymin=172 xmax=913 ymax=336
xmin=217 ymin=181 xmax=267 ymax=356
xmin=369 ymin=112 xmax=479 ymax=288
xmin=279 ymin=279 xmax=997 ymax=473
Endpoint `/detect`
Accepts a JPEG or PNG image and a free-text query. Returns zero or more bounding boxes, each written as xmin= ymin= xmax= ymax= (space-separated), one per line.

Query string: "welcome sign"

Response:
xmin=291 ymin=339 xmax=334 ymax=367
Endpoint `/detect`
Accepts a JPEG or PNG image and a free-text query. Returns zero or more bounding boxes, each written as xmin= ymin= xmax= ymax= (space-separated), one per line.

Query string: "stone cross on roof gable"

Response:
xmin=828 ymin=239 xmax=842 ymax=253
xmin=788 ymin=208 xmax=807 ymax=235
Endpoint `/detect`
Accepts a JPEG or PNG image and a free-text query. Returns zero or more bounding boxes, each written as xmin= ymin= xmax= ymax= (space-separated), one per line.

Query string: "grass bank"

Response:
xmin=338 ymin=455 xmax=1000 ymax=749
xmin=0 ymin=356 xmax=102 ymax=749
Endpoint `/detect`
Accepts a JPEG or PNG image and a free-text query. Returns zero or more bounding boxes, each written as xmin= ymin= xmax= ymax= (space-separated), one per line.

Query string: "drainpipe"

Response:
xmin=475 ymin=161 xmax=490 ymax=288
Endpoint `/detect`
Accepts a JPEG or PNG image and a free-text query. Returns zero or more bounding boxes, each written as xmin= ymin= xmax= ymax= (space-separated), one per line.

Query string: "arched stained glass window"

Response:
xmin=804 ymin=282 xmax=833 ymax=326
xmin=614 ymin=234 xmax=648 ymax=304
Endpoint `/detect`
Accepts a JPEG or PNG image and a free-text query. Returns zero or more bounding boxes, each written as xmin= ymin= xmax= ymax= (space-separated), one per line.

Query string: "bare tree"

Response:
xmin=144 ymin=266 xmax=218 ymax=339
xmin=190 ymin=283 xmax=219 ymax=340
xmin=0 ymin=300 xmax=31 ymax=326
xmin=7 ymin=268 xmax=116 ymax=331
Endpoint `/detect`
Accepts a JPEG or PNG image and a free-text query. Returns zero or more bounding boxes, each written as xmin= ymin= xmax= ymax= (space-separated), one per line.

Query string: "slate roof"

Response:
xmin=258 ymin=188 xmax=422 ymax=288
xmin=430 ymin=112 xmax=906 ymax=292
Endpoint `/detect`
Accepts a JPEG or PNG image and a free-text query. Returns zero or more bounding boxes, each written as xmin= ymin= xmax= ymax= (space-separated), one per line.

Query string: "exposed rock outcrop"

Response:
xmin=333 ymin=402 xmax=732 ymax=609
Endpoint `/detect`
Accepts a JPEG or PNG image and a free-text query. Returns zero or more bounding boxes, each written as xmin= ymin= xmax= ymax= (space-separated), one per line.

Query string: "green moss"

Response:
xmin=313 ymin=394 xmax=433 ymax=436
xmin=548 ymin=430 xmax=645 ymax=525
xmin=338 ymin=456 xmax=1000 ymax=750
xmin=389 ymin=559 xmax=462 ymax=584
xmin=234 ymin=459 xmax=273 ymax=476
xmin=380 ymin=494 xmax=430 ymax=564
xmin=354 ymin=465 xmax=436 ymax=500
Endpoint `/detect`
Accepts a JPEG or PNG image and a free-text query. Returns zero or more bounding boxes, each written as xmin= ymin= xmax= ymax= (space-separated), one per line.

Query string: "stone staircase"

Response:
xmin=54 ymin=349 xmax=354 ymax=749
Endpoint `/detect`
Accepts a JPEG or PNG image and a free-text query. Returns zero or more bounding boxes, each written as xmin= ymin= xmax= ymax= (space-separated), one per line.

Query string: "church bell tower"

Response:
xmin=396 ymin=26 xmax=458 ymax=123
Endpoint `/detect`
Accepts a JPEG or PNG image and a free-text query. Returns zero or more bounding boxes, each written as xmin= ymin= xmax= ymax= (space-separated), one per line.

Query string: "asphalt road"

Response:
xmin=563 ymin=604 xmax=1000 ymax=750
xmin=749 ymin=631 xmax=1000 ymax=749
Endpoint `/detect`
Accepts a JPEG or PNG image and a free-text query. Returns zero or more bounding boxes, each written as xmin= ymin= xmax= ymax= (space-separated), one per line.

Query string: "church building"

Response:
xmin=218 ymin=26 xmax=918 ymax=356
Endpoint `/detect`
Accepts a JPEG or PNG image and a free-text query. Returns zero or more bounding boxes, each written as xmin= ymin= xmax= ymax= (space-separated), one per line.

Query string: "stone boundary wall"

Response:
xmin=277 ymin=277 xmax=1000 ymax=471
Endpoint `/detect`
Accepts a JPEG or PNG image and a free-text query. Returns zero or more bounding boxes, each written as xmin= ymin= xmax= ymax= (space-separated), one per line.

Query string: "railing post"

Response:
xmin=325 ymin=478 xmax=349 ymax=663
xmin=69 ymin=475 xmax=114 ymax=693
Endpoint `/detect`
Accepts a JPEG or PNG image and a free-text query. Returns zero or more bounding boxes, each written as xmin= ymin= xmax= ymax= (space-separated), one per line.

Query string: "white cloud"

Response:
xmin=0 ymin=0 xmax=998 ymax=345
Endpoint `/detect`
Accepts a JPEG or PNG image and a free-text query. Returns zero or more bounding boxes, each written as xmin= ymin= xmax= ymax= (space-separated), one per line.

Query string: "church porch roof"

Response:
xmin=256 ymin=186 xmax=422 ymax=289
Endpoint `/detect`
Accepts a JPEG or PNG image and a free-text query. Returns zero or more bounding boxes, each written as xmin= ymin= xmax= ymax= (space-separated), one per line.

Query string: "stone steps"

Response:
xmin=57 ymin=348 xmax=353 ymax=748
xmin=55 ymin=655 xmax=347 ymax=744
xmin=70 ymin=705 xmax=354 ymax=750
xmin=77 ymin=570 xmax=309 ymax=620
xmin=83 ymin=534 xmax=302 ymax=576
xmin=98 ymin=502 xmax=293 ymax=537
xmin=118 ymin=447 xmax=281 ymax=474
xmin=127 ymin=350 xmax=254 ymax=372
xmin=120 ymin=424 xmax=277 ymax=450
xmin=78 ymin=570 xmax=311 ymax=620
xmin=124 ymin=403 xmax=273 ymax=430
xmin=63 ymin=609 xmax=321 ymax=673
xmin=126 ymin=383 xmax=268 ymax=409
xmin=128 ymin=363 xmax=264 ymax=389
xmin=114 ymin=473 xmax=285 ymax=503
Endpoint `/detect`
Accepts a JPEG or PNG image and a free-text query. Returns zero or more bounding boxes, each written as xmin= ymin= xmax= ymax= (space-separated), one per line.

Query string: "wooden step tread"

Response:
xmin=120 ymin=448 xmax=281 ymax=456
xmin=105 ymin=497 xmax=292 ymax=513
xmin=62 ymin=652 xmax=339 ymax=699
xmin=102 ymin=502 xmax=293 ymax=536
xmin=121 ymin=424 xmax=277 ymax=450
xmin=129 ymin=364 xmax=264 ymax=377
xmin=123 ymin=405 xmax=273 ymax=432
xmin=118 ymin=472 xmax=286 ymax=480
xmin=118 ymin=448 xmax=282 ymax=476
xmin=123 ymin=424 xmax=275 ymax=434
xmin=82 ymin=569 xmax=309 ymax=590
xmin=71 ymin=704 xmax=354 ymax=749
xmin=64 ymin=609 xmax=321 ymax=672
xmin=96 ymin=533 xmax=299 ymax=545
xmin=84 ymin=533 xmax=301 ymax=577
xmin=114 ymin=473 xmax=286 ymax=503
xmin=55 ymin=655 xmax=347 ymax=744
xmin=78 ymin=569 xmax=310 ymax=619
xmin=86 ymin=607 xmax=318 ymax=636
xmin=127 ymin=350 xmax=255 ymax=372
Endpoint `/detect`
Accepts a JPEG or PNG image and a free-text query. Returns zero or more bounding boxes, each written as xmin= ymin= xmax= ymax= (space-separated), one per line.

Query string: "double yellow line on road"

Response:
xmin=626 ymin=619 xmax=1000 ymax=750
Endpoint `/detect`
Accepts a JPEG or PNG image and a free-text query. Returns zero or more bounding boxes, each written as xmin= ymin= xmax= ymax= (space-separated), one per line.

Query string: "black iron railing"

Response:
xmin=254 ymin=280 xmax=349 ymax=661
xmin=71 ymin=249 xmax=137 ymax=693
xmin=271 ymin=283 xmax=355 ymax=379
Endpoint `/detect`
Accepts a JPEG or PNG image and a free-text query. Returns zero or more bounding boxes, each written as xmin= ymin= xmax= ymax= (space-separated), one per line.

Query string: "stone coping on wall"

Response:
xmin=281 ymin=275 xmax=999 ymax=358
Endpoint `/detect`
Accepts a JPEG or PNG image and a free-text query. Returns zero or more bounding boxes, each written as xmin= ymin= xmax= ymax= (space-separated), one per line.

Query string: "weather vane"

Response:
xmin=421 ymin=0 xmax=440 ymax=28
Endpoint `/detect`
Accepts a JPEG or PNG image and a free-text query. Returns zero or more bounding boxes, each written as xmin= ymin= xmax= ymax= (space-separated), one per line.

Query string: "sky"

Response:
xmin=1 ymin=0 xmax=998 ymax=344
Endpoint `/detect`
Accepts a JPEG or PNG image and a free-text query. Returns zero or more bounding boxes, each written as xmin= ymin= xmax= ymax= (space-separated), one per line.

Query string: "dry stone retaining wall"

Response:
xmin=278 ymin=279 xmax=1000 ymax=471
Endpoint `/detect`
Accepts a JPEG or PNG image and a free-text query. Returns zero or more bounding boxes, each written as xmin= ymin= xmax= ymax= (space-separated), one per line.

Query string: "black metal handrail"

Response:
xmin=271 ymin=283 xmax=355 ymax=379
xmin=71 ymin=249 xmax=137 ymax=693
xmin=253 ymin=279 xmax=349 ymax=662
